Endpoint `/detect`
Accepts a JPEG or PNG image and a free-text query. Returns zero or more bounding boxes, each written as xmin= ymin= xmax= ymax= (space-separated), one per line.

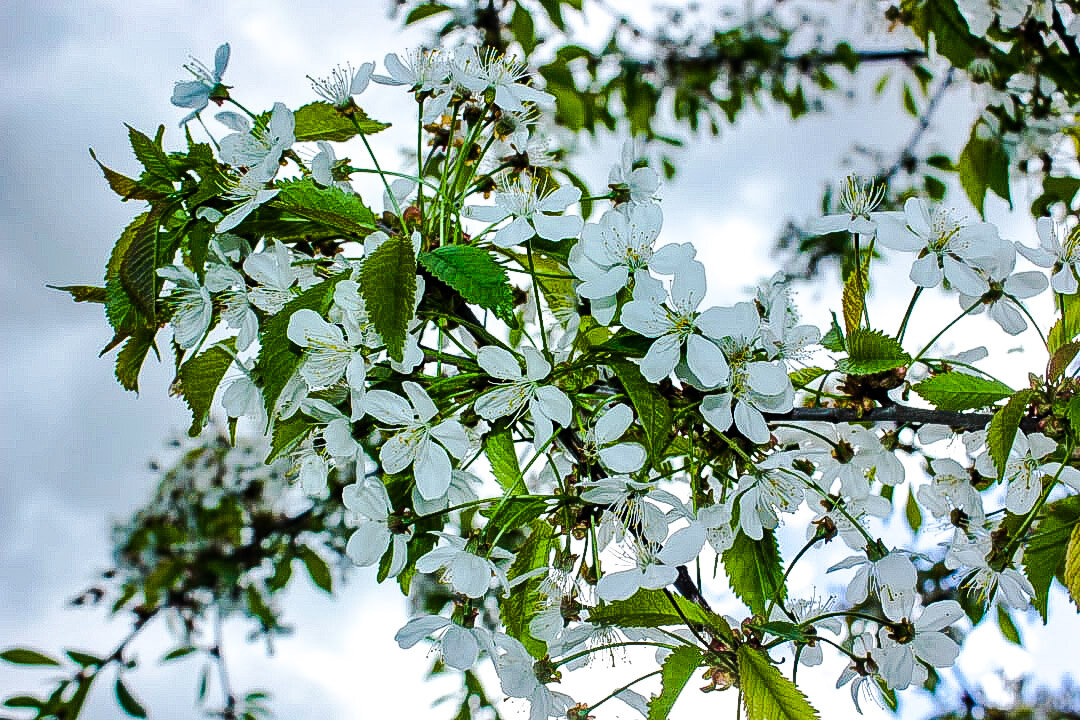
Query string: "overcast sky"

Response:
xmin=2 ymin=2 xmax=1078 ymax=719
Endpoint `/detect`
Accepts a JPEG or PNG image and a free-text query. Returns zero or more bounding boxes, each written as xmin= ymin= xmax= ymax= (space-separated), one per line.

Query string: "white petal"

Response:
xmin=639 ymin=333 xmax=681 ymax=382
xmin=346 ymin=521 xmax=391 ymax=566
xmin=913 ymin=631 xmax=959 ymax=667
xmin=686 ymin=334 xmax=730 ymax=387
xmin=363 ymin=389 xmax=414 ymax=426
xmin=380 ymin=434 xmax=415 ymax=474
xmin=478 ymin=346 xmax=523 ymax=380
xmin=535 ymin=386 xmax=572 ymax=427
xmin=600 ymin=443 xmax=647 ymax=473
xmin=916 ymin=600 xmax=964 ymax=633
xmin=595 ymin=404 xmax=634 ymax=445
xmin=441 ymin=625 xmax=480 ymax=670
xmin=596 ymin=569 xmax=643 ymax=601
xmin=658 ymin=523 xmax=706 ymax=565
xmin=395 ymin=614 xmax=450 ymax=648
xmin=414 ymin=439 xmax=452 ymax=500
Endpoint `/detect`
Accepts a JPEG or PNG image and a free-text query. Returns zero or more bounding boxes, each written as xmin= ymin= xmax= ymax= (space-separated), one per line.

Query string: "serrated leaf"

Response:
xmin=586 ymin=589 xmax=731 ymax=642
xmin=722 ymin=529 xmax=785 ymax=616
xmin=841 ymin=258 xmax=869 ymax=336
xmin=1066 ymin=522 xmax=1080 ymax=611
xmin=254 ymin=274 xmax=343 ymax=422
xmin=835 ymin=329 xmax=910 ymax=376
xmin=89 ymin=148 xmax=166 ymax=202
xmin=996 ymin=605 xmax=1022 ymax=645
xmin=292 ymin=101 xmax=357 ymax=142
xmin=484 ymin=427 xmax=524 ymax=494
xmin=272 ymin=178 xmax=377 ymax=237
xmin=0 ymin=648 xmax=61 ymax=666
xmin=1022 ymin=496 xmax=1080 ymax=621
xmin=500 ymin=521 xmax=554 ymax=659
xmin=119 ymin=206 xmax=160 ymax=322
xmin=105 ymin=212 xmax=155 ymax=335
xmin=610 ymin=359 xmax=672 ymax=466
xmin=738 ymin=645 xmax=820 ymax=720
xmin=50 ymin=284 xmax=107 ymax=304
xmin=1048 ymin=341 xmax=1080 ymax=382
xmin=360 ymin=235 xmax=416 ymax=362
xmin=296 ymin=545 xmax=333 ymax=593
xmin=647 ymin=646 xmax=702 ymax=720
xmin=115 ymin=677 xmax=147 ymax=718
xmin=266 ymin=413 xmax=312 ymax=464
xmin=1049 ymin=294 xmax=1080 ymax=353
xmin=420 ymin=246 xmax=515 ymax=321
xmin=820 ymin=312 xmax=845 ymax=352
xmin=913 ymin=372 xmax=1013 ymax=411
xmin=177 ymin=339 xmax=236 ymax=435
xmin=987 ymin=390 xmax=1034 ymax=478
xmin=115 ymin=329 xmax=157 ymax=393
xmin=788 ymin=366 xmax=826 ymax=389
xmin=127 ymin=124 xmax=175 ymax=183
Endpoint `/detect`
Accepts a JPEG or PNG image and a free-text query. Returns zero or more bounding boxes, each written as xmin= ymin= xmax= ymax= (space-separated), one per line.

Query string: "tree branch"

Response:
xmin=765 ymin=404 xmax=1038 ymax=432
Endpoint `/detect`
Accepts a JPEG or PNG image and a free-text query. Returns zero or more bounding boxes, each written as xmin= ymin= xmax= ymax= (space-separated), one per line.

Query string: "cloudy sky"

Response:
xmin=2 ymin=2 xmax=1078 ymax=719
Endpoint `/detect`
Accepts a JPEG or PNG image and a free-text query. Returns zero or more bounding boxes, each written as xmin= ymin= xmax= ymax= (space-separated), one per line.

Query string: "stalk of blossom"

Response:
xmin=875 ymin=197 xmax=1006 ymax=295
xmin=595 ymin=524 xmax=706 ymax=602
xmin=473 ymin=346 xmax=572 ymax=450
xmin=157 ymin=265 xmax=213 ymax=348
xmin=415 ymin=532 xmax=513 ymax=598
xmin=362 ymin=382 xmax=468 ymax=500
xmin=171 ymin=43 xmax=229 ymax=125
xmin=829 ymin=551 xmax=918 ymax=622
xmin=463 ymin=179 xmax=582 ymax=248
xmin=872 ymin=600 xmax=964 ymax=690
xmin=1016 ymin=217 xmax=1080 ymax=294
xmin=343 ymin=476 xmax=410 ymax=576
xmin=767 ymin=597 xmax=844 ymax=667
xmin=395 ymin=613 xmax=493 ymax=671
xmin=620 ymin=268 xmax=731 ymax=386
xmin=807 ymin=489 xmax=890 ymax=550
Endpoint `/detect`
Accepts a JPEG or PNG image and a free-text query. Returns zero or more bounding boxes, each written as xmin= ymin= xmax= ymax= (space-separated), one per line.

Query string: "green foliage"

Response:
xmin=835 ymin=329 xmax=910 ymax=375
xmin=419 ymin=245 xmax=515 ymax=322
xmin=820 ymin=312 xmax=845 ymax=352
xmin=254 ymin=274 xmax=344 ymax=421
xmin=360 ymin=235 xmax=417 ymax=362
xmin=484 ymin=426 xmax=525 ymax=494
xmin=841 ymin=258 xmax=869 ymax=336
xmin=610 ymin=359 xmax=673 ymax=466
xmin=913 ymin=372 xmax=1013 ymax=411
xmin=126 ymin=124 xmax=177 ymax=186
xmin=958 ymin=126 xmax=1011 ymax=216
xmin=115 ymin=329 xmax=157 ymax=393
xmin=105 ymin=211 xmax=155 ymax=336
xmin=737 ymin=645 xmax=820 ymax=720
xmin=266 ymin=412 xmax=311 ymax=464
xmin=1023 ymin=497 xmax=1080 ymax=622
xmin=722 ymin=529 xmax=785 ymax=616
xmin=788 ymin=366 xmax=827 ymax=389
xmin=115 ymin=677 xmax=147 ymax=718
xmin=500 ymin=521 xmax=554 ymax=659
xmin=296 ymin=545 xmax=333 ymax=593
xmin=272 ymin=178 xmax=377 ymax=238
xmin=587 ymin=588 xmax=733 ymax=643
xmin=177 ymin=339 xmax=236 ymax=435
xmin=903 ymin=0 xmax=984 ymax=69
xmin=1049 ymin=294 xmax=1080 ymax=354
xmin=996 ymin=606 xmax=1022 ymax=646
xmin=905 ymin=490 xmax=923 ymax=533
xmin=1066 ymin=523 xmax=1080 ymax=610
xmin=1 ymin=649 xmax=61 ymax=667
xmin=987 ymin=390 xmax=1035 ymax=478
xmin=647 ymin=646 xmax=702 ymax=720
xmin=292 ymin=101 xmax=389 ymax=142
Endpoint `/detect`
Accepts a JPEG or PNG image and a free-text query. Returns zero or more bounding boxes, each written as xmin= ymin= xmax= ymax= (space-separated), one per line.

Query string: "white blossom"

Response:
xmin=343 ymin=476 xmax=410 ymax=576
xmin=872 ymin=600 xmax=964 ymax=691
xmin=416 ymin=532 xmax=512 ymax=598
xmin=157 ymin=264 xmax=213 ymax=348
xmin=395 ymin=613 xmax=492 ymax=671
xmin=806 ymin=175 xmax=898 ymax=237
xmin=1016 ymin=217 xmax=1080 ymax=294
xmin=474 ymin=346 xmax=572 ymax=450
xmin=829 ymin=551 xmax=918 ymax=622
xmin=464 ymin=179 xmax=582 ymax=247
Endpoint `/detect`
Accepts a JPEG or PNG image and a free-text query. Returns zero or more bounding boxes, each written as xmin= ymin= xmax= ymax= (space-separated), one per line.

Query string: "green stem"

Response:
xmin=357 ymin=130 xmax=406 ymax=230
xmin=586 ymin=670 xmax=663 ymax=713
xmin=526 ymin=237 xmax=551 ymax=358
xmin=995 ymin=441 xmax=1073 ymax=568
xmin=553 ymin=641 xmax=681 ymax=668
xmin=896 ymin=286 xmax=923 ymax=343
xmin=1010 ymin=295 xmax=1049 ymax=350
xmin=910 ymin=300 xmax=982 ymax=367
xmin=765 ymin=535 xmax=822 ymax=618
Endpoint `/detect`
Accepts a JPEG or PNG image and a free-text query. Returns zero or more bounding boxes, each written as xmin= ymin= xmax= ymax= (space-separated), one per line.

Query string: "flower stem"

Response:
xmin=896 ymin=286 xmax=923 ymax=343
xmin=910 ymin=300 xmax=981 ymax=367
xmin=586 ymin=669 xmax=663 ymax=713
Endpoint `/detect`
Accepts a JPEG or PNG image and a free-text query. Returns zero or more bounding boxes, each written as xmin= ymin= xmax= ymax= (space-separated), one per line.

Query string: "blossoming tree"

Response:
xmin=11 ymin=1 xmax=1080 ymax=719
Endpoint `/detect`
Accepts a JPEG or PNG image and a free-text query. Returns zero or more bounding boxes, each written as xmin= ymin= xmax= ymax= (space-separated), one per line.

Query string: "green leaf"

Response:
xmin=293 ymin=101 xmax=356 ymax=142
xmin=1022 ymin=496 xmax=1080 ymax=621
xmin=360 ymin=235 xmax=416 ymax=362
xmin=115 ymin=329 xmax=157 ymax=393
xmin=177 ymin=339 xmax=236 ymax=436
xmin=272 ymin=178 xmax=377 ymax=238
xmin=788 ymin=367 xmax=827 ymax=389
xmin=987 ymin=390 xmax=1034 ymax=478
xmin=737 ymin=645 xmax=820 ymax=720
xmin=610 ymin=359 xmax=673 ymax=465
xmin=820 ymin=312 xmax=845 ymax=352
xmin=500 ymin=521 xmax=554 ymax=659
xmin=913 ymin=372 xmax=1013 ymax=411
xmin=160 ymin=646 xmax=198 ymax=662
xmin=255 ymin=274 xmax=343 ymax=422
xmin=405 ymin=2 xmax=450 ymax=24
xmin=115 ymin=677 xmax=147 ymax=718
xmin=510 ymin=3 xmax=537 ymax=55
xmin=842 ymin=257 xmax=869 ymax=336
xmin=266 ymin=412 xmax=312 ymax=464
xmin=296 ymin=546 xmax=333 ymax=593
xmin=586 ymin=589 xmax=733 ymax=642
xmin=119 ymin=206 xmax=160 ymax=321
xmin=906 ymin=0 xmax=983 ymax=69
xmin=902 ymin=83 xmax=918 ymax=116
xmin=65 ymin=650 xmax=104 ymax=667
xmin=1049 ymin=294 xmax=1080 ymax=353
xmin=0 ymin=648 xmax=61 ymax=666
xmin=996 ymin=606 xmax=1022 ymax=645
xmin=420 ymin=246 xmax=515 ymax=321
xmin=835 ymin=329 xmax=910 ymax=375
xmin=105 ymin=212 xmax=155 ymax=335
xmin=89 ymin=147 xmax=166 ymax=202
xmin=1065 ymin=522 xmax=1080 ymax=611
xmin=484 ymin=427 xmax=525 ymax=494
xmin=958 ymin=127 xmax=1011 ymax=216
xmin=647 ymin=646 xmax=702 ymax=720
xmin=722 ymin=529 xmax=785 ymax=616
xmin=4 ymin=696 xmax=43 ymax=709
xmin=1048 ymin=341 xmax=1080 ymax=382
xmin=905 ymin=490 xmax=923 ymax=533
xmin=127 ymin=124 xmax=175 ymax=182
xmin=49 ymin=284 xmax=107 ymax=303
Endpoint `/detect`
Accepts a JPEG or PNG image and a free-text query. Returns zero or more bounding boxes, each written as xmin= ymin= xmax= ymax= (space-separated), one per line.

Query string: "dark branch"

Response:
xmin=766 ymin=404 xmax=1038 ymax=432
xmin=883 ymin=67 xmax=956 ymax=182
